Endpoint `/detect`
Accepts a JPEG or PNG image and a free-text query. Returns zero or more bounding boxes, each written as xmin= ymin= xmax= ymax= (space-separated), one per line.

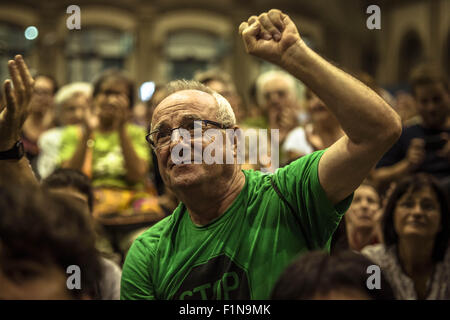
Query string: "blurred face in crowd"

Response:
xmin=94 ymin=77 xmax=130 ymax=127
xmin=29 ymin=76 xmax=55 ymax=115
xmin=0 ymin=257 xmax=73 ymax=299
xmin=151 ymin=90 xmax=235 ymax=192
xmin=414 ymin=82 xmax=449 ymax=129
xmin=306 ymin=91 xmax=334 ymax=125
xmin=262 ymin=76 xmax=296 ymax=113
xmin=206 ymin=80 xmax=242 ymax=122
xmin=59 ymin=93 xmax=91 ymax=126
xmin=394 ymin=186 xmax=441 ymax=241
xmin=346 ymin=185 xmax=381 ymax=229
xmin=395 ymin=92 xmax=418 ymax=123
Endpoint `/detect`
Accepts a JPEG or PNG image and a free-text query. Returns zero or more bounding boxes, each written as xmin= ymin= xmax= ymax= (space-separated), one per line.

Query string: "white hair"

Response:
xmin=153 ymin=79 xmax=236 ymax=131
xmin=54 ymin=82 xmax=92 ymax=107
xmin=212 ymin=91 xmax=236 ymax=127
xmin=255 ymin=70 xmax=298 ymax=107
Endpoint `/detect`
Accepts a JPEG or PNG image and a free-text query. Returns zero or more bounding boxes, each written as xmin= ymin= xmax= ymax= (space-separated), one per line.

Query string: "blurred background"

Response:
xmin=0 ymin=0 xmax=448 ymax=106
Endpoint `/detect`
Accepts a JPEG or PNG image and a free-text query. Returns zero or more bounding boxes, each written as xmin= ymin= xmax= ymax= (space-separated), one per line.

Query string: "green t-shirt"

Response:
xmin=59 ymin=124 xmax=150 ymax=189
xmin=120 ymin=150 xmax=352 ymax=300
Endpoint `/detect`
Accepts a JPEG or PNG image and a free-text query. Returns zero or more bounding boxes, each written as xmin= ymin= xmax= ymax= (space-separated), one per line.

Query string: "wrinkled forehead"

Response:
xmin=151 ymin=90 xmax=218 ymax=128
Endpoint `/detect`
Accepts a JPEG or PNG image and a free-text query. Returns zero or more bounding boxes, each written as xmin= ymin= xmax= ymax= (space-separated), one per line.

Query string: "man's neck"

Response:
xmin=346 ymin=223 xmax=375 ymax=251
xmin=176 ymin=169 xmax=246 ymax=226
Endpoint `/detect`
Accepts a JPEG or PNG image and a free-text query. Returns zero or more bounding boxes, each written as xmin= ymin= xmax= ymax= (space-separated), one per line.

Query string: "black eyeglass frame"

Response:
xmin=146 ymin=119 xmax=231 ymax=150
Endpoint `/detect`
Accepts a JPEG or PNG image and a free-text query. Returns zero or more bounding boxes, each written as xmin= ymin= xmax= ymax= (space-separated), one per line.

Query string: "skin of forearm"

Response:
xmin=118 ymin=126 xmax=148 ymax=184
xmin=372 ymin=159 xmax=411 ymax=186
xmin=63 ymin=130 xmax=91 ymax=171
xmin=281 ymin=41 xmax=401 ymax=146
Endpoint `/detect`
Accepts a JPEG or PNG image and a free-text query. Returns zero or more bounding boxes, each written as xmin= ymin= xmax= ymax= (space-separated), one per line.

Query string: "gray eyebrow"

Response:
xmin=153 ymin=114 xmax=202 ymax=132
xmin=181 ymin=114 xmax=202 ymax=122
xmin=151 ymin=121 xmax=165 ymax=133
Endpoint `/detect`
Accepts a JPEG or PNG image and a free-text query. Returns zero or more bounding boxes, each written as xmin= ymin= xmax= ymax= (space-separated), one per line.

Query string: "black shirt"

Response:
xmin=377 ymin=124 xmax=450 ymax=181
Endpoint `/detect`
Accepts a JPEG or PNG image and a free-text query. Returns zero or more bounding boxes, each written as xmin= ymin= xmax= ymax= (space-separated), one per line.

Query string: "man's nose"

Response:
xmin=169 ymin=129 xmax=190 ymax=149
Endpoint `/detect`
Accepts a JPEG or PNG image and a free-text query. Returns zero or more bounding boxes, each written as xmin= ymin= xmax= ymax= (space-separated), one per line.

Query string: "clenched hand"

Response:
xmin=238 ymin=9 xmax=303 ymax=67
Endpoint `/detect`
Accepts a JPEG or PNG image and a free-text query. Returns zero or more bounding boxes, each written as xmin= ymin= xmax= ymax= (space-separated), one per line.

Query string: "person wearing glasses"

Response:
xmin=56 ymin=70 xmax=165 ymax=259
xmin=120 ymin=9 xmax=401 ymax=300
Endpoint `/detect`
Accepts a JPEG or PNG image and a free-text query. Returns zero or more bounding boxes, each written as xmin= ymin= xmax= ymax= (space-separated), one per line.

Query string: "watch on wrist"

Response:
xmin=0 ymin=140 xmax=25 ymax=160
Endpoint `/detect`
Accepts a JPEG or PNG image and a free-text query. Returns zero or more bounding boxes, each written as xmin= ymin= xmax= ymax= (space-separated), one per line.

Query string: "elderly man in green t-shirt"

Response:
xmin=0 ymin=10 xmax=402 ymax=300
xmin=119 ymin=10 xmax=402 ymax=300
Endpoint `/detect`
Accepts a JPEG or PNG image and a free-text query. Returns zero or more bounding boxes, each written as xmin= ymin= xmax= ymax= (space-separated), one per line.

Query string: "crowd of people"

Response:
xmin=0 ymin=9 xmax=449 ymax=300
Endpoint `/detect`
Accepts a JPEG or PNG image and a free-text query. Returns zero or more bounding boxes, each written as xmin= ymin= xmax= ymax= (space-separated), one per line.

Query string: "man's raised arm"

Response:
xmin=0 ymin=55 xmax=38 ymax=186
xmin=239 ymin=9 xmax=402 ymax=204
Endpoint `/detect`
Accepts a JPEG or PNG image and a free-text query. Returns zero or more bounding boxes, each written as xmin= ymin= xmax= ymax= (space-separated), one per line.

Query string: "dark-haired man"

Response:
xmin=373 ymin=65 xmax=450 ymax=194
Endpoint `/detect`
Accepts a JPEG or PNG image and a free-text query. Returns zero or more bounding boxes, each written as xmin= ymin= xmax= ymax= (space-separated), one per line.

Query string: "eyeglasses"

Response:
xmin=146 ymin=119 xmax=230 ymax=151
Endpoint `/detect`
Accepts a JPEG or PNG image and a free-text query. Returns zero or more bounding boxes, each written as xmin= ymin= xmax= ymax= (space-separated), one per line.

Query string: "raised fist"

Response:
xmin=238 ymin=9 xmax=303 ymax=67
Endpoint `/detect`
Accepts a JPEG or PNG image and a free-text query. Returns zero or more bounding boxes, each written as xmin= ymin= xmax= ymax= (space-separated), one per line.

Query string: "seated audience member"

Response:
xmin=243 ymin=81 xmax=268 ymax=129
xmin=255 ymin=69 xmax=299 ymax=147
xmin=0 ymin=69 xmax=121 ymax=298
xmin=271 ymin=250 xmax=395 ymax=300
xmin=37 ymin=82 xmax=92 ymax=179
xmin=372 ymin=65 xmax=450 ymax=196
xmin=362 ymin=174 xmax=450 ymax=299
xmin=194 ymin=69 xmax=244 ymax=124
xmin=331 ymin=183 xmax=383 ymax=253
xmin=42 ymin=168 xmax=122 ymax=299
xmin=121 ymin=10 xmax=401 ymax=300
xmin=283 ymin=88 xmax=344 ymax=164
xmin=22 ymin=74 xmax=57 ymax=169
xmin=0 ymin=185 xmax=102 ymax=299
xmin=58 ymin=69 xmax=165 ymax=253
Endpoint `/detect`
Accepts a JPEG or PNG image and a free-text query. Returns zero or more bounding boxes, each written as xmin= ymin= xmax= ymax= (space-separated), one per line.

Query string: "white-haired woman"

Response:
xmin=37 ymin=82 xmax=92 ymax=179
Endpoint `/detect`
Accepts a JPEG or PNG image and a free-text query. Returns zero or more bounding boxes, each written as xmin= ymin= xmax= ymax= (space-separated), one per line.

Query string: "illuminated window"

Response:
xmin=165 ymin=30 xmax=229 ymax=80
xmin=65 ymin=27 xmax=133 ymax=82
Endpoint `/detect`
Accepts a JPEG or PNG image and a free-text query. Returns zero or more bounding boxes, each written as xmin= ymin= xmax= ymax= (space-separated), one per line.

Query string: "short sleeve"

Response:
xmin=120 ymin=238 xmax=156 ymax=300
xmin=272 ymin=150 xmax=352 ymax=249
xmin=376 ymin=127 xmax=409 ymax=168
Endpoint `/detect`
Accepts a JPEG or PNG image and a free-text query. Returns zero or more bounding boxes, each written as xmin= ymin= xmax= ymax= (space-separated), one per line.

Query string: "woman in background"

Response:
xmin=362 ymin=174 xmax=450 ymax=299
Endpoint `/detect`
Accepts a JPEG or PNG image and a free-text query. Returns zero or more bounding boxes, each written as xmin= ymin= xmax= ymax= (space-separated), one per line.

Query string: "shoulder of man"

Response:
xmin=132 ymin=203 xmax=184 ymax=248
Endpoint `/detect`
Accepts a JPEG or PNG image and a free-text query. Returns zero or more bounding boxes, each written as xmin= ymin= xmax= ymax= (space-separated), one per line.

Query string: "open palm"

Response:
xmin=0 ymin=55 xmax=34 ymax=150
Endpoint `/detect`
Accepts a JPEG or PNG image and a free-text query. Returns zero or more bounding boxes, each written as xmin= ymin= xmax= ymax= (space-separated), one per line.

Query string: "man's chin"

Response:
xmin=167 ymin=164 xmax=204 ymax=188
